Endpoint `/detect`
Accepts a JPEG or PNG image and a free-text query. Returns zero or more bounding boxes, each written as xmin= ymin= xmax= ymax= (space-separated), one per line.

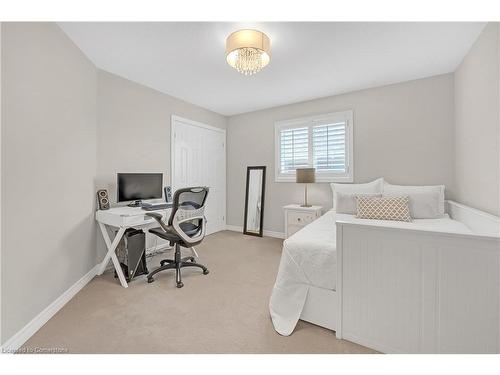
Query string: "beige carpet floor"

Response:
xmin=23 ymin=231 xmax=375 ymax=354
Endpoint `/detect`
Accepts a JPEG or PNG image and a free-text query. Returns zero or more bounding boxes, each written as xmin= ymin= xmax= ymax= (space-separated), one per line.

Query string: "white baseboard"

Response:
xmin=225 ymin=224 xmax=242 ymax=232
xmin=225 ymin=225 xmax=285 ymax=239
xmin=262 ymin=230 xmax=286 ymax=239
xmin=1 ymin=264 xmax=99 ymax=353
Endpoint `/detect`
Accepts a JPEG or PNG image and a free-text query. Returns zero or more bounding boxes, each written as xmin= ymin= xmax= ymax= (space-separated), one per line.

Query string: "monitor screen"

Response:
xmin=117 ymin=173 xmax=163 ymax=202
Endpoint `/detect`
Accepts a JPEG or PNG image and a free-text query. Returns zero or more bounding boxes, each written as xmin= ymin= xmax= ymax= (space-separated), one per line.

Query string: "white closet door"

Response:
xmin=171 ymin=116 xmax=226 ymax=235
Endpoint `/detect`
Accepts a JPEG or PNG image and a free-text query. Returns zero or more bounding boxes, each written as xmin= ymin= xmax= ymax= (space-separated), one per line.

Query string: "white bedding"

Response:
xmin=269 ymin=210 xmax=473 ymax=336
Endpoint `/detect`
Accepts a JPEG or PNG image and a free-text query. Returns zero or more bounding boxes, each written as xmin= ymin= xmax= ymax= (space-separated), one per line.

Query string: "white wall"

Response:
xmin=454 ymin=23 xmax=500 ymax=216
xmin=227 ymin=74 xmax=455 ymax=233
xmin=1 ymin=23 xmax=97 ymax=343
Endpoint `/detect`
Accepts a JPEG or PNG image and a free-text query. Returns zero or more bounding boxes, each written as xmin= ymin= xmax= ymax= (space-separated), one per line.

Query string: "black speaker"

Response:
xmin=97 ymin=189 xmax=110 ymax=210
xmin=164 ymin=186 xmax=173 ymax=203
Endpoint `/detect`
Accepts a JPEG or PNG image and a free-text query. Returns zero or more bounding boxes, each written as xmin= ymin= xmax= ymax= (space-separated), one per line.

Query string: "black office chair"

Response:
xmin=145 ymin=186 xmax=210 ymax=288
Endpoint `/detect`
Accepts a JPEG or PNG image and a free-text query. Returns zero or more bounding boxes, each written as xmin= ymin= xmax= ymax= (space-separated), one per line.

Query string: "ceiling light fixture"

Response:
xmin=226 ymin=29 xmax=271 ymax=76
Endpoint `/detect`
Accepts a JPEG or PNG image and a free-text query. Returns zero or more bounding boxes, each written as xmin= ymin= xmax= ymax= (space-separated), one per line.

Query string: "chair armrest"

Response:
xmin=146 ymin=212 xmax=170 ymax=232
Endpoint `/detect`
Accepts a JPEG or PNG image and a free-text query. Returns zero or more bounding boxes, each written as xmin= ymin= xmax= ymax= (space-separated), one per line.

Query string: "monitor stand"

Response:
xmin=128 ymin=200 xmax=142 ymax=208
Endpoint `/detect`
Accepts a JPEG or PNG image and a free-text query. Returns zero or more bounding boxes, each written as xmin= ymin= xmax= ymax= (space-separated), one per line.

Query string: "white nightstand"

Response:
xmin=283 ymin=204 xmax=323 ymax=238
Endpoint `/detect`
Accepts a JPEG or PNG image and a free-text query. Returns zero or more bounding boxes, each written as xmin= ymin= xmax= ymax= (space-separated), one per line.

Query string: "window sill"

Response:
xmin=275 ymin=174 xmax=353 ymax=183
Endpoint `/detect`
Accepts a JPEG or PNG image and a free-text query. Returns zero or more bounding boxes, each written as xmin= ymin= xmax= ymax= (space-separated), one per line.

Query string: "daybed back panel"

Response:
xmin=337 ymin=223 xmax=500 ymax=353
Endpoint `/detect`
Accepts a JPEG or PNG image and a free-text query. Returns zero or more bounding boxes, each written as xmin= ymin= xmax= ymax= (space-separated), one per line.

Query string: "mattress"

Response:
xmin=269 ymin=210 xmax=473 ymax=336
xmin=335 ymin=212 xmax=473 ymax=235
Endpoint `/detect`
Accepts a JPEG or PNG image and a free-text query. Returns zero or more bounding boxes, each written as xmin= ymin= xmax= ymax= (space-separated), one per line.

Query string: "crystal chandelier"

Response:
xmin=226 ymin=29 xmax=271 ymax=75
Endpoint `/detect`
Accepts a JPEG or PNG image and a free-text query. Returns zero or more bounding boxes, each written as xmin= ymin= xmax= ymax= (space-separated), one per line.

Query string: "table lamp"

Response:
xmin=296 ymin=168 xmax=315 ymax=207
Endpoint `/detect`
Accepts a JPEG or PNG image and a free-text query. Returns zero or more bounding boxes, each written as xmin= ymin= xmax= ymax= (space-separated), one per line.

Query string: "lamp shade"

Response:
xmin=296 ymin=168 xmax=315 ymax=183
xmin=226 ymin=29 xmax=271 ymax=75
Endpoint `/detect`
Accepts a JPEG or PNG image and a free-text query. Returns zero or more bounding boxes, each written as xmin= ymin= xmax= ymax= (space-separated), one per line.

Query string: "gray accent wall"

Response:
xmin=96 ymin=70 xmax=227 ymax=204
xmin=1 ymin=23 xmax=98 ymax=342
xmin=454 ymin=23 xmax=500 ymax=216
xmin=227 ymin=74 xmax=455 ymax=233
xmin=95 ymin=70 xmax=227 ymax=261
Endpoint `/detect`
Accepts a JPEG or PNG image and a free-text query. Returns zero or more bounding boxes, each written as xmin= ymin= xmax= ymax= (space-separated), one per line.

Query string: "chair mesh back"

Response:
xmin=168 ymin=187 xmax=209 ymax=227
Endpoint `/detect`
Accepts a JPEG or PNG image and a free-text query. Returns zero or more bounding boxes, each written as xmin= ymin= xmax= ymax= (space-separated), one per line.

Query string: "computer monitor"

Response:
xmin=117 ymin=173 xmax=163 ymax=204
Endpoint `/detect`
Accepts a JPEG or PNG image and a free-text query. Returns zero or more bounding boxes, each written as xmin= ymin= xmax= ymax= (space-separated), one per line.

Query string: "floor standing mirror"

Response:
xmin=243 ymin=166 xmax=266 ymax=237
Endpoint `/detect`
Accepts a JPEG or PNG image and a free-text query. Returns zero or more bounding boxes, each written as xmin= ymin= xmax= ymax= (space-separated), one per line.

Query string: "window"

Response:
xmin=275 ymin=110 xmax=353 ymax=182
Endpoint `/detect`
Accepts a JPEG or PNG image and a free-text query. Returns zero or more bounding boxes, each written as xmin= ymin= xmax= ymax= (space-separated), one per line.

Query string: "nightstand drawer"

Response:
xmin=287 ymin=211 xmax=316 ymax=226
xmin=284 ymin=204 xmax=323 ymax=239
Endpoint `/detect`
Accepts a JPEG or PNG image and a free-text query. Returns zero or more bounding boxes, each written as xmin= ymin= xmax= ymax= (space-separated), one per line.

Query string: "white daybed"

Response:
xmin=269 ymin=201 xmax=500 ymax=353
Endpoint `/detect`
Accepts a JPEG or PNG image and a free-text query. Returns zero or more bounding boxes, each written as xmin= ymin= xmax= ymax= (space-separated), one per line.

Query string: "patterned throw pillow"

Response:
xmin=356 ymin=196 xmax=412 ymax=222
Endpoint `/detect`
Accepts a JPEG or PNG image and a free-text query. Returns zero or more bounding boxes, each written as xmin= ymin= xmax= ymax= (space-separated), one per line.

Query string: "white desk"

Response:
xmin=95 ymin=206 xmax=171 ymax=288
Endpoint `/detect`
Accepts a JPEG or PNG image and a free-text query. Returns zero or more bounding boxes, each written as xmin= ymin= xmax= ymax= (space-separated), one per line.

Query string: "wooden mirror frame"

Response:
xmin=243 ymin=166 xmax=266 ymax=237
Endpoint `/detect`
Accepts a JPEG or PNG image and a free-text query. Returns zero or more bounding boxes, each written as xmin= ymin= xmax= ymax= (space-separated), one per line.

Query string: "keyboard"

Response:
xmin=141 ymin=203 xmax=172 ymax=211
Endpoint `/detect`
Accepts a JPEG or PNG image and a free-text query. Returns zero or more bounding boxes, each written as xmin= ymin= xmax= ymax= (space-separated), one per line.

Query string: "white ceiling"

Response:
xmin=59 ymin=22 xmax=485 ymax=116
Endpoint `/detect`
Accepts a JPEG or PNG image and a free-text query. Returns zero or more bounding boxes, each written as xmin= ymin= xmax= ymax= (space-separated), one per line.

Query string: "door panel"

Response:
xmin=172 ymin=117 xmax=226 ymax=235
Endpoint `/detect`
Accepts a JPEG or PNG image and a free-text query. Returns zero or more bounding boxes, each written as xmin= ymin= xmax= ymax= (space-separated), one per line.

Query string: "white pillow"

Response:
xmin=331 ymin=178 xmax=384 ymax=209
xmin=383 ymin=182 xmax=445 ymax=218
xmin=336 ymin=192 xmax=382 ymax=214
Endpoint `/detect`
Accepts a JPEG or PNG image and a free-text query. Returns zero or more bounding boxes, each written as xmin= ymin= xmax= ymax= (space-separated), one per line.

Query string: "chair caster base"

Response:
xmin=176 ymin=282 xmax=184 ymax=288
xmin=203 ymin=269 xmax=209 ymax=275
xmin=147 ymin=278 xmax=155 ymax=284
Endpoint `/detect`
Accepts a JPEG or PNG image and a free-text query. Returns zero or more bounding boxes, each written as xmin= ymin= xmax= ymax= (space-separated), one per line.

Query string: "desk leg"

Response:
xmin=97 ymin=223 xmax=128 ymax=288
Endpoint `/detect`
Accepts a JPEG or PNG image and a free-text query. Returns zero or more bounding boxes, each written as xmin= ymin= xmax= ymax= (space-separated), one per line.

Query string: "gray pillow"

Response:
xmin=335 ymin=192 xmax=382 ymax=214
xmin=383 ymin=191 xmax=441 ymax=219
xmin=383 ymin=182 xmax=445 ymax=216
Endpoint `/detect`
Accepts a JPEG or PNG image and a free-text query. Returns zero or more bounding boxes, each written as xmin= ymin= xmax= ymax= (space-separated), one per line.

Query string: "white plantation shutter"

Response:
xmin=279 ymin=127 xmax=309 ymax=173
xmin=312 ymin=121 xmax=347 ymax=172
xmin=275 ymin=110 xmax=353 ymax=182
